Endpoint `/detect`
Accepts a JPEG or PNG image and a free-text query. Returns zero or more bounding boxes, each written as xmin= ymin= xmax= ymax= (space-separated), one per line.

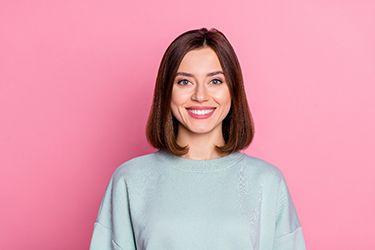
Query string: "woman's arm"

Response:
xmin=272 ymin=174 xmax=307 ymax=250
xmin=89 ymin=171 xmax=137 ymax=250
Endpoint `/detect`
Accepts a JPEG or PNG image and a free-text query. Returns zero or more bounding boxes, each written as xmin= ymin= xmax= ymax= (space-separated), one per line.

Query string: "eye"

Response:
xmin=211 ymin=78 xmax=223 ymax=85
xmin=176 ymin=79 xmax=190 ymax=86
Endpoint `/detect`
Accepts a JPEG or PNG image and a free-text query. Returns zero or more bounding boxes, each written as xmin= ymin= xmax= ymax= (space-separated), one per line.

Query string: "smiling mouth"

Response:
xmin=187 ymin=109 xmax=215 ymax=115
xmin=185 ymin=107 xmax=216 ymax=119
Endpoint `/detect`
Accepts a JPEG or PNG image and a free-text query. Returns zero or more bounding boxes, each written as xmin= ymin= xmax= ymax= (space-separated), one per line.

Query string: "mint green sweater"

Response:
xmin=89 ymin=150 xmax=306 ymax=250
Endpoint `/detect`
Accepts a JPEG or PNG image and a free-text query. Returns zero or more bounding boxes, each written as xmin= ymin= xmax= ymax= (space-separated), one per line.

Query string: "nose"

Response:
xmin=191 ymin=83 xmax=209 ymax=102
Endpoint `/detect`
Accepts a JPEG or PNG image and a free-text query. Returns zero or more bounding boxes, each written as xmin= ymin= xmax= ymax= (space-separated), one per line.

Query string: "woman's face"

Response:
xmin=170 ymin=47 xmax=231 ymax=136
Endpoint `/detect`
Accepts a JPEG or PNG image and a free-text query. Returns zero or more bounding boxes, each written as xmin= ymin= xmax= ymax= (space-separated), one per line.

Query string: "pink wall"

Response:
xmin=1 ymin=1 xmax=374 ymax=249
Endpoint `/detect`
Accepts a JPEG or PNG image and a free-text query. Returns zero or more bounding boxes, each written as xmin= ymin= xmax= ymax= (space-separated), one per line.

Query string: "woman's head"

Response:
xmin=170 ymin=46 xmax=232 ymax=144
xmin=146 ymin=27 xmax=254 ymax=156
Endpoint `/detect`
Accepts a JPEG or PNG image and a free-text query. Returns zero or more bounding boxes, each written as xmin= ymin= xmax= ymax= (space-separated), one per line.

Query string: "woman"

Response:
xmin=89 ymin=28 xmax=306 ymax=250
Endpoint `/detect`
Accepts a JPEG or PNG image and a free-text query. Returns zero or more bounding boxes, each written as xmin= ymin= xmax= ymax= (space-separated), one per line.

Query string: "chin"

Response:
xmin=186 ymin=125 xmax=218 ymax=135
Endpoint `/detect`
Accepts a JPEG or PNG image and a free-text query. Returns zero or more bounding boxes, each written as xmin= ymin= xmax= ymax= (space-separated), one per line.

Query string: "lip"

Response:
xmin=186 ymin=106 xmax=216 ymax=110
xmin=186 ymin=106 xmax=216 ymax=119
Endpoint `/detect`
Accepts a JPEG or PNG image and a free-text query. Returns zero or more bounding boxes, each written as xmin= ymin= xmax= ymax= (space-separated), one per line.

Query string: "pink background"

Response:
xmin=1 ymin=0 xmax=374 ymax=249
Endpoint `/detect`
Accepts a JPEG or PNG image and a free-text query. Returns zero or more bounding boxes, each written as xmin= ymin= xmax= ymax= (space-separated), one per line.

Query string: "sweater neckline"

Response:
xmin=156 ymin=149 xmax=245 ymax=172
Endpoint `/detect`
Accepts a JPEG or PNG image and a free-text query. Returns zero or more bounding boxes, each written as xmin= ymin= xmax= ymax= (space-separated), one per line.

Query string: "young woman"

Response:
xmin=89 ymin=28 xmax=306 ymax=250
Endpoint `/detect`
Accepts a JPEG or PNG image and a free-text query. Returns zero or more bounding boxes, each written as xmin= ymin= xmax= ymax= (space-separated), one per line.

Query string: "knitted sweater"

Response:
xmin=89 ymin=150 xmax=306 ymax=250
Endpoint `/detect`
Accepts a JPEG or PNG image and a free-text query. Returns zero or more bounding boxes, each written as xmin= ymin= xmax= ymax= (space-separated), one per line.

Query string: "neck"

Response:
xmin=176 ymin=125 xmax=227 ymax=160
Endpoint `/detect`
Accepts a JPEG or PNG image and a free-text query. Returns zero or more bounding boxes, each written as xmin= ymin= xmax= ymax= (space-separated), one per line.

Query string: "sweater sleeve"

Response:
xmin=89 ymin=171 xmax=137 ymax=250
xmin=272 ymin=174 xmax=307 ymax=250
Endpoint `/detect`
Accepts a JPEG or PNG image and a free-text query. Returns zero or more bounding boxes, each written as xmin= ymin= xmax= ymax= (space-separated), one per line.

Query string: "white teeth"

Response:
xmin=189 ymin=109 xmax=214 ymax=115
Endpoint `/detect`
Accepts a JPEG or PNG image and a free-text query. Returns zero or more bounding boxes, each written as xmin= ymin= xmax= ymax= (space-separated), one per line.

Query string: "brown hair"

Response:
xmin=146 ymin=27 xmax=254 ymax=156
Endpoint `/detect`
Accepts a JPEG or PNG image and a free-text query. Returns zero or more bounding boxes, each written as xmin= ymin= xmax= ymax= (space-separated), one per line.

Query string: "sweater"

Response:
xmin=89 ymin=149 xmax=306 ymax=250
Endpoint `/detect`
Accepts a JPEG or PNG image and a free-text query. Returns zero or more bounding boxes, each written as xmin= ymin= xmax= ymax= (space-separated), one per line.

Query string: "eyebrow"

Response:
xmin=175 ymin=71 xmax=224 ymax=77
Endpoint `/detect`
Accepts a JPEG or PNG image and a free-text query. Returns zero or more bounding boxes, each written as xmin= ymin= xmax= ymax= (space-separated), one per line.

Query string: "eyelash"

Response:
xmin=176 ymin=79 xmax=223 ymax=86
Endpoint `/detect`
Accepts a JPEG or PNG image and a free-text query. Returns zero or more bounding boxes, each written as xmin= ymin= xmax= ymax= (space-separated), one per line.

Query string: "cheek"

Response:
xmin=170 ymin=89 xmax=186 ymax=118
xmin=171 ymin=88 xmax=190 ymax=106
xmin=214 ymin=88 xmax=231 ymax=107
xmin=170 ymin=99 xmax=179 ymax=118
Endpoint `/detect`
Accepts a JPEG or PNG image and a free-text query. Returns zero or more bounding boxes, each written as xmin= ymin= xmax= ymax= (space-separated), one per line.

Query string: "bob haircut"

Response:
xmin=146 ymin=27 xmax=254 ymax=156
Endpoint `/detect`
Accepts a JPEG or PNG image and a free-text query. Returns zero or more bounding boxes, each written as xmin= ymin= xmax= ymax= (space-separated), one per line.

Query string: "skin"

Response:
xmin=170 ymin=47 xmax=232 ymax=160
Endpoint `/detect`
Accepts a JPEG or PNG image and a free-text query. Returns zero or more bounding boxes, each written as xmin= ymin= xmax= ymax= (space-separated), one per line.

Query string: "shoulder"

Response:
xmin=239 ymin=152 xmax=286 ymax=185
xmin=110 ymin=151 xmax=160 ymax=182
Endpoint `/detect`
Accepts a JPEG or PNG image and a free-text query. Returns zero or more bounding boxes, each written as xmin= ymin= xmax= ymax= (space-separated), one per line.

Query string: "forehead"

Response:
xmin=177 ymin=47 xmax=222 ymax=73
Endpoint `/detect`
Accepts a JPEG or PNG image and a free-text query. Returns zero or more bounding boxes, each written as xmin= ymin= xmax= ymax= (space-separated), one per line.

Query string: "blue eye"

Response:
xmin=177 ymin=79 xmax=190 ymax=85
xmin=211 ymin=79 xmax=223 ymax=85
